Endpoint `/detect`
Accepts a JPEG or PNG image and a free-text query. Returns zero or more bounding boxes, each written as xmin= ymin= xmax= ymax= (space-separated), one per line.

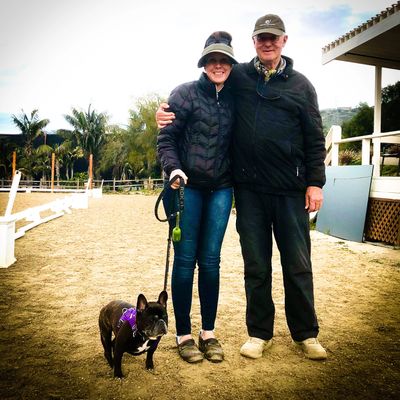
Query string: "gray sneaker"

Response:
xmin=240 ymin=337 xmax=273 ymax=359
xmin=293 ymin=338 xmax=327 ymax=360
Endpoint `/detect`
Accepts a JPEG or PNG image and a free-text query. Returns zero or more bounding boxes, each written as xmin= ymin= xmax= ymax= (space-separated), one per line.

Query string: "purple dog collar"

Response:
xmin=118 ymin=307 xmax=137 ymax=334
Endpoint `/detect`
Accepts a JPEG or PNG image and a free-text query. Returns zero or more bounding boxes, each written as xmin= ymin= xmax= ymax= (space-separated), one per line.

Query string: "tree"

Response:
xmin=341 ymin=103 xmax=373 ymax=150
xmin=382 ymin=81 xmax=400 ymax=132
xmin=98 ymin=95 xmax=164 ymax=179
xmin=11 ymin=109 xmax=50 ymax=179
xmin=97 ymin=125 xmax=145 ymax=179
xmin=32 ymin=144 xmax=53 ymax=181
xmin=0 ymin=138 xmax=19 ymax=179
xmin=63 ymin=105 xmax=108 ymax=177
xmin=128 ymin=94 xmax=163 ymax=177
xmin=57 ymin=129 xmax=85 ymax=180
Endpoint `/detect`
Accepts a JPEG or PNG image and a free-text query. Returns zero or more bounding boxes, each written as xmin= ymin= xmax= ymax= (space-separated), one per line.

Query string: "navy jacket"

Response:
xmin=229 ymin=56 xmax=326 ymax=196
xmin=157 ymin=73 xmax=235 ymax=189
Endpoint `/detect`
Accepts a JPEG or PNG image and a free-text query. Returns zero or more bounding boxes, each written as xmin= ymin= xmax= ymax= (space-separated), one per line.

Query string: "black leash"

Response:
xmin=154 ymin=175 xmax=185 ymax=292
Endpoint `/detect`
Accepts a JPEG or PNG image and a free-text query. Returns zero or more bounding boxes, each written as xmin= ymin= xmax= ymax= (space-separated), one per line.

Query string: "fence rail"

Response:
xmin=0 ymin=178 xmax=164 ymax=192
xmin=0 ymin=171 xmax=90 ymax=268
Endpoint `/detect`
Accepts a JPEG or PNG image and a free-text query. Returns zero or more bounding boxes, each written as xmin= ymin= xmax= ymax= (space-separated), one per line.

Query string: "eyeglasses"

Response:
xmin=205 ymin=57 xmax=232 ymax=66
xmin=254 ymin=34 xmax=280 ymax=43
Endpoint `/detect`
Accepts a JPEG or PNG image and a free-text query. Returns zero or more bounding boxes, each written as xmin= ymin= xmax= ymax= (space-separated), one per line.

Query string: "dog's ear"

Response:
xmin=136 ymin=294 xmax=148 ymax=311
xmin=158 ymin=291 xmax=168 ymax=307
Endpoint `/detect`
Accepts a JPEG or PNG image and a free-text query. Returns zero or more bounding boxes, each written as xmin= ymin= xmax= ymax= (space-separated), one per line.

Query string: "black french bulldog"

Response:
xmin=99 ymin=290 xmax=168 ymax=378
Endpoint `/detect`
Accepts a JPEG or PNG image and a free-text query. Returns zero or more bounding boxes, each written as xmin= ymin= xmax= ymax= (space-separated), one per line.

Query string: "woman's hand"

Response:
xmin=169 ymin=169 xmax=188 ymax=189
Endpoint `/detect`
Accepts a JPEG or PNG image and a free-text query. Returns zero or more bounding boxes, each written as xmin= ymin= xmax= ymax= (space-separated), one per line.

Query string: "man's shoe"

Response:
xmin=198 ymin=335 xmax=224 ymax=363
xmin=240 ymin=337 xmax=272 ymax=359
xmin=177 ymin=339 xmax=204 ymax=363
xmin=293 ymin=338 xmax=327 ymax=360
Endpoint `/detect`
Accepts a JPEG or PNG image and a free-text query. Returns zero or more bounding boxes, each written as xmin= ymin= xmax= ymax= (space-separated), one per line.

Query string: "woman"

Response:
xmin=157 ymin=31 xmax=237 ymax=363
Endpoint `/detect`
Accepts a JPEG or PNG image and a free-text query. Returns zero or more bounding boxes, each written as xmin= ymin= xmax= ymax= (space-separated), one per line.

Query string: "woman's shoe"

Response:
xmin=198 ymin=335 xmax=224 ymax=362
xmin=177 ymin=339 xmax=204 ymax=363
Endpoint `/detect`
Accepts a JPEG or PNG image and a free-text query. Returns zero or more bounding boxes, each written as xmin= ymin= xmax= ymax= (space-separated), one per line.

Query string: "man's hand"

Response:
xmin=169 ymin=169 xmax=188 ymax=189
xmin=305 ymin=186 xmax=323 ymax=213
xmin=156 ymin=102 xmax=175 ymax=129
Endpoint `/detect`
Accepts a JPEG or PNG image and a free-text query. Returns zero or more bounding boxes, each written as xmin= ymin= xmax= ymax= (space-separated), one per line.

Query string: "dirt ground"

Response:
xmin=0 ymin=192 xmax=399 ymax=400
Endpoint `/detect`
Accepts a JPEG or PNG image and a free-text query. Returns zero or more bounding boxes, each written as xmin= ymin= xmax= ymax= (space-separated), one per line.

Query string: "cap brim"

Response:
xmin=252 ymin=28 xmax=285 ymax=37
xmin=197 ymin=44 xmax=238 ymax=68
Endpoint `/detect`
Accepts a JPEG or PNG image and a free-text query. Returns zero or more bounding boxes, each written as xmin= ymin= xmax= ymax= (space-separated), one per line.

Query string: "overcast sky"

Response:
xmin=0 ymin=0 xmax=399 ymax=133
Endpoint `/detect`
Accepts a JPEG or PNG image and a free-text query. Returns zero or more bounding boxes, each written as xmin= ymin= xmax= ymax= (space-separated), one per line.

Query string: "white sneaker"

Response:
xmin=240 ymin=337 xmax=272 ymax=359
xmin=293 ymin=338 xmax=327 ymax=360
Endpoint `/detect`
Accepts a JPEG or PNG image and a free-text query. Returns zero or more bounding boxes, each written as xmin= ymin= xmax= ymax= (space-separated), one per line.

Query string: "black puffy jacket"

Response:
xmin=157 ymin=73 xmax=235 ymax=189
xmin=228 ymin=56 xmax=326 ymax=196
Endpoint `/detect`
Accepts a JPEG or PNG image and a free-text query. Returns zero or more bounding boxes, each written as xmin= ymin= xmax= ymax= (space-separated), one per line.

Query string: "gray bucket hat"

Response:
xmin=197 ymin=31 xmax=238 ymax=68
xmin=252 ymin=14 xmax=286 ymax=37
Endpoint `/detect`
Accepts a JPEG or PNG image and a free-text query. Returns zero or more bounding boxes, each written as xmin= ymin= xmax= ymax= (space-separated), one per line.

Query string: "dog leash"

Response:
xmin=154 ymin=175 xmax=185 ymax=291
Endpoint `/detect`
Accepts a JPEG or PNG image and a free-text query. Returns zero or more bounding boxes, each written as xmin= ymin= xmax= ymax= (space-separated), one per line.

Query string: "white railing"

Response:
xmin=0 ymin=177 xmax=165 ymax=192
xmin=326 ymin=126 xmax=400 ymax=171
xmin=0 ymin=171 xmax=91 ymax=268
xmin=325 ymin=126 xmax=400 ymax=199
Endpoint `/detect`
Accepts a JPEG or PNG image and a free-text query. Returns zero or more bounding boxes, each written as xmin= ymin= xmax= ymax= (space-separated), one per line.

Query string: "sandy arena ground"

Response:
xmin=0 ymin=192 xmax=399 ymax=400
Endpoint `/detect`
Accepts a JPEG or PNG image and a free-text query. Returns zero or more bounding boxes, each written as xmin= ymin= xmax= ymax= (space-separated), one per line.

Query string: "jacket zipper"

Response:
xmin=214 ymin=87 xmax=222 ymax=180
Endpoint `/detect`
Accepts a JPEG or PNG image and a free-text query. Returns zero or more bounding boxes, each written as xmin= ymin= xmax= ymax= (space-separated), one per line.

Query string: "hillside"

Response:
xmin=320 ymin=107 xmax=359 ymax=135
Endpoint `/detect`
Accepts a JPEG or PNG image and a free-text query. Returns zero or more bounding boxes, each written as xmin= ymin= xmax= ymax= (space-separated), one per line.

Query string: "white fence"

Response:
xmin=0 ymin=178 xmax=164 ymax=192
xmin=325 ymin=126 xmax=400 ymax=200
xmin=0 ymin=171 xmax=92 ymax=268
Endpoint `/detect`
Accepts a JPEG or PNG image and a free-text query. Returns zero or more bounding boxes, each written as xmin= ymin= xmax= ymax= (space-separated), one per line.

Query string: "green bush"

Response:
xmin=339 ymin=149 xmax=361 ymax=165
xmin=381 ymin=165 xmax=399 ymax=176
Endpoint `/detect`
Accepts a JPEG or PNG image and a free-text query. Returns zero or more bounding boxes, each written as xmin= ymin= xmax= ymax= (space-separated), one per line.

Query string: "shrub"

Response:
xmin=339 ymin=149 xmax=361 ymax=165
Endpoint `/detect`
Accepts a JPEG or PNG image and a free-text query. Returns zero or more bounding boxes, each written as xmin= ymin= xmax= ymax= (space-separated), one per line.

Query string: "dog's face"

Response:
xmin=136 ymin=291 xmax=168 ymax=340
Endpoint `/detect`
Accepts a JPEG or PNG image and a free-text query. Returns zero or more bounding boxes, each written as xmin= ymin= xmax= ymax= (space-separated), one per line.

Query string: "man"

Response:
xmin=156 ymin=14 xmax=327 ymax=361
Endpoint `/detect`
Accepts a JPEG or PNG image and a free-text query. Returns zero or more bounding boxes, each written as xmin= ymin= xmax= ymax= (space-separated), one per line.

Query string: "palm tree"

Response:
xmin=11 ymin=109 xmax=50 ymax=179
xmin=57 ymin=129 xmax=84 ymax=180
xmin=63 ymin=105 xmax=108 ymax=177
xmin=128 ymin=95 xmax=162 ymax=177
xmin=52 ymin=143 xmax=66 ymax=185
xmin=32 ymin=144 xmax=53 ymax=182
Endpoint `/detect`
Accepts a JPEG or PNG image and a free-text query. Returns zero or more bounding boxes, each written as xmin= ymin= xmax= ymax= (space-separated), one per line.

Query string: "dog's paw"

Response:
xmin=113 ymin=370 xmax=124 ymax=379
xmin=145 ymin=362 xmax=154 ymax=370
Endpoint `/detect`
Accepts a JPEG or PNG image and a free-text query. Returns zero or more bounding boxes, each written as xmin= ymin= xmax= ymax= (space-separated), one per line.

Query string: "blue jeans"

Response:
xmin=163 ymin=186 xmax=233 ymax=336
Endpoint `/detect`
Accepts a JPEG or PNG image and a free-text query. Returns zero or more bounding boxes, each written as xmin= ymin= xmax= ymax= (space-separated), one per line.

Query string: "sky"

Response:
xmin=0 ymin=0 xmax=399 ymax=133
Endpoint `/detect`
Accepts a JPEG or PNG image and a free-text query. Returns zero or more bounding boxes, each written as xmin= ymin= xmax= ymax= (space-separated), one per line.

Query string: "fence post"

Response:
xmin=331 ymin=126 xmax=342 ymax=166
xmin=5 ymin=170 xmax=21 ymax=217
xmin=372 ymin=138 xmax=381 ymax=177
xmin=0 ymin=216 xmax=16 ymax=268
xmin=113 ymin=178 xmax=116 ymax=192
xmin=361 ymin=139 xmax=371 ymax=165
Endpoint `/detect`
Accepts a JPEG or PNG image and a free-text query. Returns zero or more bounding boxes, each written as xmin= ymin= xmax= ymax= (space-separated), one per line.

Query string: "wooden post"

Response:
xmin=12 ymin=151 xmax=16 ymax=177
xmin=89 ymin=154 xmax=93 ymax=189
xmin=51 ymin=153 xmax=55 ymax=193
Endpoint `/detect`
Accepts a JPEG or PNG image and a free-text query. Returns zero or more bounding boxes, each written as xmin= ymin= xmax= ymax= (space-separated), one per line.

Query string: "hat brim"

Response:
xmin=197 ymin=44 xmax=238 ymax=68
xmin=252 ymin=28 xmax=285 ymax=37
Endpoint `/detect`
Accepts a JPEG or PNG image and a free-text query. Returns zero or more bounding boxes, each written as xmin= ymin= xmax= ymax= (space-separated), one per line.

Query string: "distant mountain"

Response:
xmin=320 ymin=107 xmax=359 ymax=135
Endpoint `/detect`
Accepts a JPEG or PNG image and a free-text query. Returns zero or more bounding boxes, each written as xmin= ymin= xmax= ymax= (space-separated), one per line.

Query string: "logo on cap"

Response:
xmin=265 ymin=19 xmax=273 ymax=25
